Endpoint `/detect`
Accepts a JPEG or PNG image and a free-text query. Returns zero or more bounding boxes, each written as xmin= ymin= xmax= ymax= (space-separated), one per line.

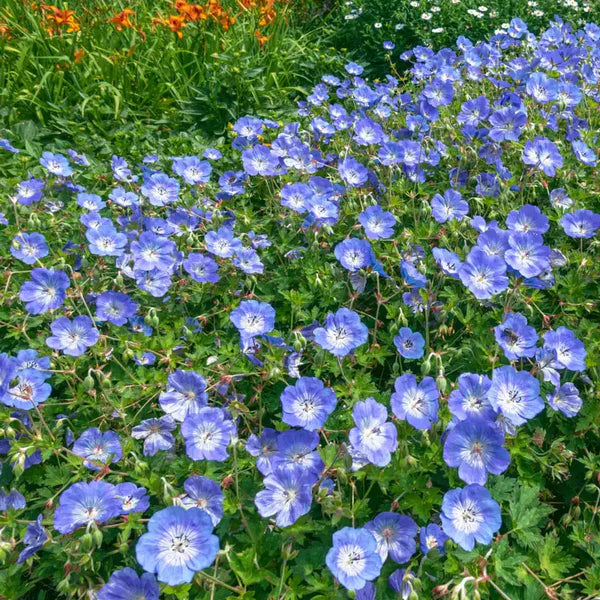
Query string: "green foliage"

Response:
xmin=0 ymin=0 xmax=344 ymax=141
xmin=328 ymin=0 xmax=600 ymax=76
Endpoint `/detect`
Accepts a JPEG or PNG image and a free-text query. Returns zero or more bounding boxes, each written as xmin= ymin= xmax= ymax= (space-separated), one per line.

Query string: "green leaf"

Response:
xmin=539 ymin=535 xmax=577 ymax=580
xmin=229 ymin=547 xmax=272 ymax=586
xmin=507 ymin=484 xmax=553 ymax=548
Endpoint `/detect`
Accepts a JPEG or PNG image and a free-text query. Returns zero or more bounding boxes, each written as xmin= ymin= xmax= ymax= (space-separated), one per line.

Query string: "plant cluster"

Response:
xmin=0 ymin=0 xmax=342 ymax=139
xmin=1 ymin=14 xmax=600 ymax=600
xmin=332 ymin=0 xmax=600 ymax=76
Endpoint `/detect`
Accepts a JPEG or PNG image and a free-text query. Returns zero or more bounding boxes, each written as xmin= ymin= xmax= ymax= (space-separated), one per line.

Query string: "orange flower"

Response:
xmin=254 ymin=29 xmax=268 ymax=48
xmin=153 ymin=14 xmax=186 ymax=38
xmin=42 ymin=5 xmax=80 ymax=33
xmin=73 ymin=48 xmax=85 ymax=63
xmin=0 ymin=24 xmax=10 ymax=40
xmin=108 ymin=8 xmax=135 ymax=31
xmin=176 ymin=2 xmax=207 ymax=21
xmin=221 ymin=15 xmax=234 ymax=30
xmin=167 ymin=14 xmax=186 ymax=37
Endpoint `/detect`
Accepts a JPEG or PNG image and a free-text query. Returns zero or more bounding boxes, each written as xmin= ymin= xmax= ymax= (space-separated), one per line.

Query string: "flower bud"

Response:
xmin=80 ymin=533 xmax=93 ymax=552
xmin=83 ymin=375 xmax=95 ymax=390
xmin=92 ymin=529 xmax=103 ymax=547
xmin=421 ymin=356 xmax=432 ymax=376
xmin=436 ymin=372 xmax=447 ymax=394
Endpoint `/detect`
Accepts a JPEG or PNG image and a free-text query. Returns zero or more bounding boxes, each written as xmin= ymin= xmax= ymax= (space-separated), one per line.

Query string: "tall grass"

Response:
xmin=0 ymin=0 xmax=343 ymax=140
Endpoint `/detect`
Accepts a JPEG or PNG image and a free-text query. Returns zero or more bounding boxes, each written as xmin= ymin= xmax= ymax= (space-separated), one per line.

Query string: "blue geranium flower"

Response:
xmin=494 ymin=312 xmax=538 ymax=360
xmin=280 ymin=376 xmax=337 ymax=431
xmin=159 ymin=370 xmax=208 ymax=422
xmin=430 ymin=189 xmax=469 ymax=224
xmin=505 ymin=232 xmax=550 ymax=278
xmin=77 ymin=193 xmax=105 ymax=211
xmin=448 ymin=373 xmax=494 ymax=422
xmin=506 ymin=204 xmax=549 ymax=234
xmin=72 ymin=428 xmax=123 ymax=471
xmin=242 ymin=145 xmax=280 ymax=176
xmin=325 ymin=527 xmax=382 ymax=591
xmin=246 ymin=428 xmax=279 ymax=476
xmin=353 ymin=118 xmax=385 ymax=146
xmin=364 ymin=512 xmax=417 ymax=563
xmin=86 ymin=224 xmax=128 ymax=257
xmin=334 ymin=238 xmax=374 ymax=272
xmin=19 ymin=268 xmax=70 ymax=315
xmin=205 ymin=226 xmax=243 ymax=258
xmin=230 ymin=300 xmax=276 ymax=340
xmin=45 ymin=316 xmax=99 ymax=357
xmin=54 ymin=481 xmax=121 ymax=534
xmin=181 ymin=407 xmax=236 ymax=461
xmin=271 ymin=429 xmax=324 ymax=482
xmin=280 ymin=182 xmax=312 ymax=213
xmin=67 ymin=149 xmax=89 ymax=166
xmin=131 ymin=232 xmax=178 ymax=272
xmin=115 ymin=483 xmax=150 ymax=515
xmin=547 ymin=383 xmax=582 ymax=418
xmin=572 ymin=140 xmax=597 ymax=166
xmin=457 ymin=96 xmax=490 ymax=126
xmin=560 ymin=210 xmax=600 ymax=239
xmin=313 ymin=308 xmax=368 ymax=357
xmin=132 ymin=415 xmax=177 ymax=456
xmin=389 ymin=569 xmax=416 ymax=599
xmin=181 ymin=475 xmax=224 ymax=526
xmin=393 ymin=327 xmax=425 ymax=359
xmin=358 ymin=205 xmax=396 ymax=239
xmin=419 ymin=523 xmax=448 ymax=556
xmin=526 ymin=72 xmax=558 ymax=103
xmin=232 ymin=248 xmax=264 ymax=274
xmin=488 ymin=365 xmax=544 ymax=426
xmin=40 ymin=152 xmax=73 ymax=177
xmin=0 ymin=138 xmax=20 ymax=153
xmin=432 ymin=248 xmax=462 ymax=278
xmin=338 ymin=157 xmax=368 ymax=187
xmin=400 ymin=260 xmax=427 ymax=288
xmin=141 ymin=173 xmax=180 ymax=206
xmin=111 ymin=155 xmax=136 ymax=182
xmin=543 ymin=326 xmax=586 ymax=371
xmin=97 ymin=568 xmax=159 ymax=600
xmin=349 ymin=398 xmax=397 ymax=467
xmin=183 ymin=253 xmax=220 ymax=283
xmin=522 ymin=136 xmax=563 ymax=177
xmin=10 ymin=232 xmax=49 ymax=265
xmin=14 ymin=349 xmax=50 ymax=379
xmin=440 ymin=484 xmax=501 ymax=551
xmin=17 ymin=514 xmax=48 ymax=564
xmin=488 ymin=107 xmax=526 ymax=142
xmin=172 ymin=156 xmax=212 ymax=184
xmin=95 ymin=291 xmax=138 ymax=326
xmin=443 ymin=418 xmax=510 ymax=485
xmin=0 ymin=487 xmax=26 ymax=510
xmin=2 ymin=371 xmax=51 ymax=410
xmin=459 ymin=247 xmax=508 ymax=300
xmin=391 ymin=374 xmax=439 ymax=430
xmin=109 ymin=187 xmax=139 ymax=207
xmin=15 ymin=178 xmax=45 ymax=205
xmin=135 ymin=506 xmax=219 ymax=586
xmin=255 ymin=464 xmax=314 ymax=527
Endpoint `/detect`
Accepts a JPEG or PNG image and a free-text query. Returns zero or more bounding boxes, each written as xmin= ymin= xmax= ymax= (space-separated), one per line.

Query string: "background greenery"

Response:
xmin=1 ymin=2 xmax=600 ymax=599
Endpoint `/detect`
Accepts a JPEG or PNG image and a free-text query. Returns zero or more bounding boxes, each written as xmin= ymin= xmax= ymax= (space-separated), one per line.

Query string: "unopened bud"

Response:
xmin=92 ymin=529 xmax=103 ymax=547
xmin=80 ymin=533 xmax=93 ymax=552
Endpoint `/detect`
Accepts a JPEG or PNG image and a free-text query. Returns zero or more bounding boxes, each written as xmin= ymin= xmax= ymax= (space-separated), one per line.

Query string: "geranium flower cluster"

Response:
xmin=0 ymin=15 xmax=598 ymax=598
